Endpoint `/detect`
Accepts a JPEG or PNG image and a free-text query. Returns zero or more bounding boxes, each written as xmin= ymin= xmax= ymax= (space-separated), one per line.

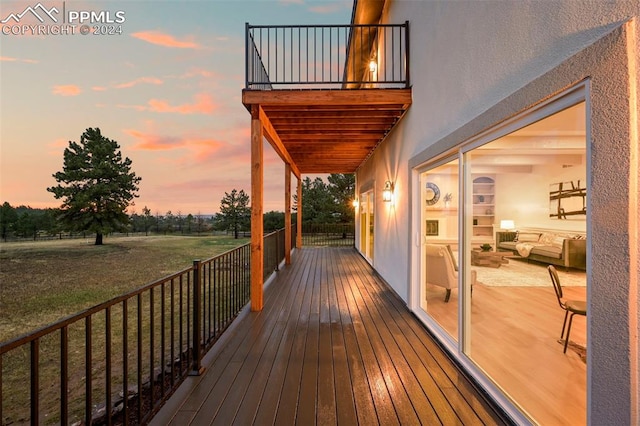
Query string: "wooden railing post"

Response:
xmin=190 ymin=260 xmax=205 ymax=375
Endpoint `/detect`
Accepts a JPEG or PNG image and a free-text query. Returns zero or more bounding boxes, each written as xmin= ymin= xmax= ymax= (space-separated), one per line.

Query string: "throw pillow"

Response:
xmin=551 ymin=235 xmax=566 ymax=248
xmin=517 ymin=232 xmax=541 ymax=242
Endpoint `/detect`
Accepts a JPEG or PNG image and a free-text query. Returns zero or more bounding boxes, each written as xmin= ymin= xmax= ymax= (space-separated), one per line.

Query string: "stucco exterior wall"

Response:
xmin=354 ymin=1 xmax=639 ymax=424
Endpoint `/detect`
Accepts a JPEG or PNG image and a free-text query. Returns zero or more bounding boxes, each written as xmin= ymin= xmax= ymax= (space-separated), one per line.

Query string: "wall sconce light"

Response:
xmin=352 ymin=199 xmax=359 ymax=208
xmin=500 ymin=219 xmax=515 ymax=231
xmin=382 ymin=180 xmax=394 ymax=202
xmin=368 ymin=59 xmax=377 ymax=73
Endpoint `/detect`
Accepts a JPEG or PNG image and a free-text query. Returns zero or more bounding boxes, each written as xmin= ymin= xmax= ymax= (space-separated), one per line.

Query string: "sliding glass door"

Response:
xmin=415 ymin=92 xmax=588 ymax=424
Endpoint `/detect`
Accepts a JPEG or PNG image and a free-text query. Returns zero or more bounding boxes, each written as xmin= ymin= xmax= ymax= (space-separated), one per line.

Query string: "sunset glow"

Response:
xmin=0 ymin=0 xmax=351 ymax=214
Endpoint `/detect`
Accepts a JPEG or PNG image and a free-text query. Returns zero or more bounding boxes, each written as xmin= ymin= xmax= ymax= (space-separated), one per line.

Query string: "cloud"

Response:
xmin=124 ymin=126 xmax=249 ymax=166
xmin=114 ymin=76 xmax=163 ymax=89
xmin=116 ymin=104 xmax=147 ymax=112
xmin=0 ymin=56 xmax=38 ymax=63
xmin=179 ymin=68 xmax=218 ymax=79
xmin=308 ymin=3 xmax=347 ymax=13
xmin=131 ymin=30 xmax=202 ymax=49
xmin=52 ymin=85 xmax=81 ymax=96
xmin=118 ymin=93 xmax=217 ymax=115
xmin=125 ymin=130 xmax=186 ymax=151
xmin=92 ymin=86 xmax=108 ymax=91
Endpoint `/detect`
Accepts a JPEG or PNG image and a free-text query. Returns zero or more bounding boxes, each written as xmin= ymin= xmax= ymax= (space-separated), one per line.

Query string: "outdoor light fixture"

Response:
xmin=369 ymin=59 xmax=377 ymax=73
xmin=352 ymin=199 xmax=359 ymax=208
xmin=500 ymin=219 xmax=515 ymax=231
xmin=382 ymin=180 xmax=394 ymax=202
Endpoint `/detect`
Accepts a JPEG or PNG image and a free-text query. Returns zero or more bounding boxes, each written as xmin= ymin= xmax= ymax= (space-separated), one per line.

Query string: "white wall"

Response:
xmin=355 ymin=1 xmax=639 ymax=424
xmin=495 ymin=163 xmax=587 ymax=233
xmin=358 ymin=1 xmax=639 ymax=299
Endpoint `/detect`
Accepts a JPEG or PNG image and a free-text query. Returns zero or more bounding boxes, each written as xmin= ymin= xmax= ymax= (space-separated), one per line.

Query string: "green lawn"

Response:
xmin=0 ymin=234 xmax=249 ymax=342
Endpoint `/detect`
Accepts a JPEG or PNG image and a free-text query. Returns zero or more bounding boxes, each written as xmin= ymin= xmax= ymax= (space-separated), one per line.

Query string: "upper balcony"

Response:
xmin=242 ymin=23 xmax=412 ymax=175
xmin=245 ymin=23 xmax=410 ymax=90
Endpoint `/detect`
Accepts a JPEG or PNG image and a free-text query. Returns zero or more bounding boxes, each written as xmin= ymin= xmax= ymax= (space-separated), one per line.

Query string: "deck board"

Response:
xmin=151 ymin=247 xmax=509 ymax=426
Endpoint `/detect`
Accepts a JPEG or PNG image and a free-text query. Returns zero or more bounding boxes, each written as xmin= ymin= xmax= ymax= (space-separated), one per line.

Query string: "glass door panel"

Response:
xmin=464 ymin=102 xmax=587 ymax=425
xmin=419 ymin=159 xmax=460 ymax=341
xmin=359 ymin=191 xmax=374 ymax=263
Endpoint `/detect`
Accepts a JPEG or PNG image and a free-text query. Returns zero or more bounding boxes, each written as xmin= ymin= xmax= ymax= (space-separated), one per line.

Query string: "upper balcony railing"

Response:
xmin=245 ymin=22 xmax=410 ymax=90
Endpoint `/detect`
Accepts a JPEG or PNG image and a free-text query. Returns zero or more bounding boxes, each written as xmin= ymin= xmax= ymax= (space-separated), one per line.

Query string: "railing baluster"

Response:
xmin=208 ymin=262 xmax=213 ymax=341
xmin=149 ymin=287 xmax=154 ymax=406
xmin=213 ymin=257 xmax=218 ymax=338
xmin=30 ymin=340 xmax=39 ymax=425
xmin=405 ymin=21 xmax=410 ymax=87
xmin=170 ymin=278 xmax=175 ymax=388
xmin=191 ymin=260 xmax=203 ymax=375
xmin=60 ymin=326 xmax=68 ymax=425
xmin=85 ymin=316 xmax=92 ymax=425
xmin=0 ymin=353 xmax=3 ymax=423
xmin=160 ymin=284 xmax=165 ymax=398
xmin=245 ymin=22 xmax=249 ymax=88
xmin=179 ymin=275 xmax=184 ymax=377
xmin=122 ymin=299 xmax=128 ymax=426
xmin=137 ymin=293 xmax=143 ymax=422
xmin=105 ymin=307 xmax=112 ymax=426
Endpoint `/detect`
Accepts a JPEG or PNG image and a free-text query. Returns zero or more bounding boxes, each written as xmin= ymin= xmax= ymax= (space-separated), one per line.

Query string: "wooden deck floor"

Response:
xmin=151 ymin=247 xmax=509 ymax=425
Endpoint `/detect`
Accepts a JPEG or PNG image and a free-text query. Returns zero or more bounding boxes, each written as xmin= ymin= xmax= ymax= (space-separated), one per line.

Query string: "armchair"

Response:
xmin=425 ymin=244 xmax=477 ymax=302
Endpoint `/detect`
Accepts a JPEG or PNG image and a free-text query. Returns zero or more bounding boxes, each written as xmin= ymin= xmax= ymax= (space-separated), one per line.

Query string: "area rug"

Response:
xmin=473 ymin=258 xmax=586 ymax=287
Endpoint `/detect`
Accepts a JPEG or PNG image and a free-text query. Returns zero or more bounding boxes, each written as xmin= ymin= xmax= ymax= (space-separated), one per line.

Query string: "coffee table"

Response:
xmin=471 ymin=249 xmax=509 ymax=268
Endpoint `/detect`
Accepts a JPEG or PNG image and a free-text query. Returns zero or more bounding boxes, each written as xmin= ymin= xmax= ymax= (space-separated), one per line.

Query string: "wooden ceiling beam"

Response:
xmin=262 ymin=104 xmax=408 ymax=112
xmin=243 ymin=88 xmax=411 ymax=108
xmin=270 ymin=119 xmax=397 ymax=127
xmin=279 ymin=134 xmax=381 ymax=141
xmin=258 ymin=106 xmax=301 ymax=179
xmin=299 ymin=166 xmax=358 ymax=173
xmin=266 ymin=110 xmax=403 ymax=119
xmin=274 ymin=124 xmax=388 ymax=132
xmin=242 ymin=88 xmax=412 ymax=175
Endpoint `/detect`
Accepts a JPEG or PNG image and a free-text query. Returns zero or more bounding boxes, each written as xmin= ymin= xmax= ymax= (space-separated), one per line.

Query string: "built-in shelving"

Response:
xmin=472 ymin=176 xmax=495 ymax=237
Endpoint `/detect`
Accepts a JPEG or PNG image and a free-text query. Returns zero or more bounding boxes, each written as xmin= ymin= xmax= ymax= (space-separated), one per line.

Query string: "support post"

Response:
xmin=251 ymin=105 xmax=264 ymax=311
xmin=285 ymin=164 xmax=292 ymax=264
xmin=297 ymin=176 xmax=303 ymax=248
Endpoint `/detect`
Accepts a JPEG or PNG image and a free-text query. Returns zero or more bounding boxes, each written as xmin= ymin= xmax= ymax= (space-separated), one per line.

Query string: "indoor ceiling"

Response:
xmin=471 ymin=102 xmax=586 ymax=172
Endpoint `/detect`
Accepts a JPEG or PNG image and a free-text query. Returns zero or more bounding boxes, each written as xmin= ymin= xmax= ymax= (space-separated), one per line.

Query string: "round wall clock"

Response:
xmin=425 ymin=182 xmax=440 ymax=205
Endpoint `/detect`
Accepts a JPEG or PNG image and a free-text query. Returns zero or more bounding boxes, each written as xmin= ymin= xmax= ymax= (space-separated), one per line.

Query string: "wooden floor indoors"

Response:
xmin=151 ymin=247 xmax=509 ymax=425
xmin=426 ymin=264 xmax=587 ymax=425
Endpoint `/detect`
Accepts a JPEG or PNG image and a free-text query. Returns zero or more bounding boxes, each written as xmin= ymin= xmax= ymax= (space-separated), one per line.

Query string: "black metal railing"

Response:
xmin=245 ymin=23 xmax=409 ymax=89
xmin=0 ymin=229 xmax=290 ymax=425
xmin=302 ymin=223 xmax=354 ymax=247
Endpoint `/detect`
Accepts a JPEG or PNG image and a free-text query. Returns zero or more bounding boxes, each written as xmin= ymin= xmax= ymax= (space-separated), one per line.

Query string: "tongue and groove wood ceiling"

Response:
xmin=242 ymin=89 xmax=412 ymax=174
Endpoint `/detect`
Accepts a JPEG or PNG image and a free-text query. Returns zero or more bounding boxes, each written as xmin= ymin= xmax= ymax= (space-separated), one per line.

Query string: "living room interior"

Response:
xmin=419 ymin=102 xmax=587 ymax=425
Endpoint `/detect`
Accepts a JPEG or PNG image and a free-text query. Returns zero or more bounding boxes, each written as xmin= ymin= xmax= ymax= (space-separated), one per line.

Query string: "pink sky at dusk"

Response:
xmin=0 ymin=0 xmax=351 ymax=215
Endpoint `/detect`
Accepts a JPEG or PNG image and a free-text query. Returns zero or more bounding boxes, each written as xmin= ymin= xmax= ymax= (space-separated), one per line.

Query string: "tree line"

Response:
xmin=1 ymin=173 xmax=355 ymax=242
xmin=1 ymin=127 xmax=354 ymax=243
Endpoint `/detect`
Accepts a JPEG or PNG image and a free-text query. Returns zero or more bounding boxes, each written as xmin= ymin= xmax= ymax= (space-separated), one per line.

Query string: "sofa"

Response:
xmin=496 ymin=230 xmax=586 ymax=270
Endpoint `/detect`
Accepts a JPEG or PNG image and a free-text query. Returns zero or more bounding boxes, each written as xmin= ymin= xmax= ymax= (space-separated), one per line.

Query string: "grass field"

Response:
xmin=0 ymin=234 xmax=249 ymax=343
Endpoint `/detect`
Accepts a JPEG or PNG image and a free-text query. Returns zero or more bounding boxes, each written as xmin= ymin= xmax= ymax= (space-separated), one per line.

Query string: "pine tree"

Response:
xmin=217 ymin=189 xmax=250 ymax=239
xmin=47 ymin=127 xmax=141 ymax=245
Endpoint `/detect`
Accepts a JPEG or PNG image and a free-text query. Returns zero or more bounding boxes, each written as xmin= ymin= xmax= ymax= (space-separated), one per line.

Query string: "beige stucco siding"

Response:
xmin=355 ymin=1 xmax=639 ymax=425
